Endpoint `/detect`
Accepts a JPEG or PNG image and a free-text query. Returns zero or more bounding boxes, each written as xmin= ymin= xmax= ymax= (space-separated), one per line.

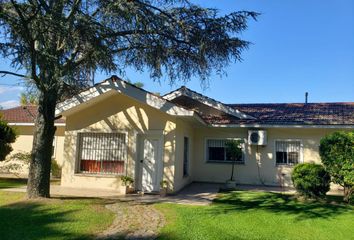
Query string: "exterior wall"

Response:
xmin=173 ymin=119 xmax=195 ymax=192
xmin=61 ymin=92 xmax=178 ymax=192
xmin=0 ymin=125 xmax=65 ymax=175
xmin=192 ymin=127 xmax=350 ymax=188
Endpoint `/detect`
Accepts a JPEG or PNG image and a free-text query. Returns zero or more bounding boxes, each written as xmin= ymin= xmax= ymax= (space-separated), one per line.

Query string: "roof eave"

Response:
xmin=56 ymin=77 xmax=206 ymax=125
xmin=163 ymin=87 xmax=256 ymax=120
xmin=210 ymin=123 xmax=354 ymax=129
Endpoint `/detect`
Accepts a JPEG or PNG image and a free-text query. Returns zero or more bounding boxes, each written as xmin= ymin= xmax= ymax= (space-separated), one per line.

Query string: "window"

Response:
xmin=206 ymin=139 xmax=244 ymax=163
xmin=275 ymin=140 xmax=301 ymax=165
xmin=183 ymin=137 xmax=189 ymax=177
xmin=78 ymin=132 xmax=127 ymax=175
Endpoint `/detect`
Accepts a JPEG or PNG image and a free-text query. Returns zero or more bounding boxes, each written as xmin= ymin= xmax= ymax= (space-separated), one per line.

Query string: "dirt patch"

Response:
xmin=97 ymin=202 xmax=165 ymax=240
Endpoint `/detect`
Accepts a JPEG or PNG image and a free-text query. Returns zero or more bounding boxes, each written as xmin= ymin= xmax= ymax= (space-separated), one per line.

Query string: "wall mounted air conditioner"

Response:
xmin=248 ymin=130 xmax=267 ymax=146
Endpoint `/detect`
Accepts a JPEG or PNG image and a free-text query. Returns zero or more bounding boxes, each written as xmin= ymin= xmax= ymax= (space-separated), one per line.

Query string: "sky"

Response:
xmin=0 ymin=0 xmax=353 ymax=109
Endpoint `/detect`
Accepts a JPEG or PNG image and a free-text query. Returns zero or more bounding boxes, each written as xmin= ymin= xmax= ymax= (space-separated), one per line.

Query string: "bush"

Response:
xmin=319 ymin=131 xmax=354 ymax=202
xmin=0 ymin=152 xmax=31 ymax=176
xmin=120 ymin=176 xmax=134 ymax=186
xmin=0 ymin=119 xmax=17 ymax=161
xmin=292 ymin=163 xmax=330 ymax=198
xmin=51 ymin=159 xmax=62 ymax=178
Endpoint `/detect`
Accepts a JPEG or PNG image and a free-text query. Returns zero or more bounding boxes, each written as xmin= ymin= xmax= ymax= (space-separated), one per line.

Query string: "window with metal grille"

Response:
xmin=206 ymin=139 xmax=244 ymax=163
xmin=275 ymin=141 xmax=301 ymax=165
xmin=77 ymin=132 xmax=127 ymax=174
xmin=183 ymin=137 xmax=189 ymax=177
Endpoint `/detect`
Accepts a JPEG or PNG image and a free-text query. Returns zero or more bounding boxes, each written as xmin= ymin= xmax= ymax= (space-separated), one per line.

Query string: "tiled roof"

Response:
xmin=168 ymin=92 xmax=354 ymax=126
xmin=226 ymin=103 xmax=354 ymax=125
xmin=0 ymin=106 xmax=65 ymax=124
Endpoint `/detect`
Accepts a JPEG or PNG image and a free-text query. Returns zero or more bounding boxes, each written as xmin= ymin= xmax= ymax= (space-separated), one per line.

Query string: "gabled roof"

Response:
xmin=163 ymin=86 xmax=255 ymax=120
xmin=54 ymin=76 xmax=354 ymax=128
xmin=0 ymin=105 xmax=65 ymax=126
xmin=56 ymin=76 xmax=205 ymax=124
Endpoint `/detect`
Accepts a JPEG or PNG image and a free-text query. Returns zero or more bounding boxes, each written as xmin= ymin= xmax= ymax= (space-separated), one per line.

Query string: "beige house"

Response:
xmin=0 ymin=106 xmax=65 ymax=175
xmin=55 ymin=76 xmax=354 ymax=194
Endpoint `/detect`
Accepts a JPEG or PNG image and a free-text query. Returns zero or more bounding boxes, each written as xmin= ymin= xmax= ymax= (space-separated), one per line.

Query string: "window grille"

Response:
xmin=78 ymin=132 xmax=127 ymax=174
xmin=275 ymin=141 xmax=301 ymax=165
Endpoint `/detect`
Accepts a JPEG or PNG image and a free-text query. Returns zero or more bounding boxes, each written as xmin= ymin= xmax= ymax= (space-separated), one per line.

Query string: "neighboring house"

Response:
xmin=0 ymin=106 xmax=66 ymax=175
xmin=56 ymin=76 xmax=354 ymax=193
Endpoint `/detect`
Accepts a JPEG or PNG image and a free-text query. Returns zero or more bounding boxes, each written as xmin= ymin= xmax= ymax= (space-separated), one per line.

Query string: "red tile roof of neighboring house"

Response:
xmin=0 ymin=105 xmax=65 ymax=124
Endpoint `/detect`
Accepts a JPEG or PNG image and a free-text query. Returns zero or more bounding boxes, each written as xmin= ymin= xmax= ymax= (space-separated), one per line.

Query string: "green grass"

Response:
xmin=157 ymin=191 xmax=354 ymax=240
xmin=0 ymin=191 xmax=115 ymax=240
xmin=0 ymin=177 xmax=27 ymax=189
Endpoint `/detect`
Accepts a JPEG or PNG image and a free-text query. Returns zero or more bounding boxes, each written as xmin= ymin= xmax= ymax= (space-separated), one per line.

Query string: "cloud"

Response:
xmin=0 ymin=86 xmax=23 ymax=94
xmin=0 ymin=100 xmax=20 ymax=109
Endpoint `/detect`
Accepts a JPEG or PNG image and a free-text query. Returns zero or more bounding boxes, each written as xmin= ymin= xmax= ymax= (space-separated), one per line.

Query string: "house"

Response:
xmin=0 ymin=106 xmax=66 ymax=174
xmin=56 ymin=76 xmax=353 ymax=193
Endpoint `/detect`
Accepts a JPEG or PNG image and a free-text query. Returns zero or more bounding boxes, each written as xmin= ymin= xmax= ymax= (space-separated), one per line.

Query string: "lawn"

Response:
xmin=157 ymin=191 xmax=354 ymax=240
xmin=0 ymin=177 xmax=27 ymax=189
xmin=0 ymin=191 xmax=115 ymax=240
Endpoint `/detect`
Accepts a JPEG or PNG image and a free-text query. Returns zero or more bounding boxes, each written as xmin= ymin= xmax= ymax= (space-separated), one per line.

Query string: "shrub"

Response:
xmin=0 ymin=118 xmax=17 ymax=161
xmin=291 ymin=163 xmax=330 ymax=198
xmin=319 ymin=131 xmax=354 ymax=202
xmin=120 ymin=176 xmax=134 ymax=186
xmin=0 ymin=152 xmax=31 ymax=176
xmin=51 ymin=159 xmax=62 ymax=178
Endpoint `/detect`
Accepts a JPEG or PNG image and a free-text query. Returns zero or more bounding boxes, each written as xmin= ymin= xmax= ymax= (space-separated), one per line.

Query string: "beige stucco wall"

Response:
xmin=61 ymin=92 xmax=179 ymax=192
xmin=0 ymin=125 xmax=65 ymax=175
xmin=173 ymin=119 xmax=195 ymax=192
xmin=192 ymin=127 xmax=350 ymax=188
xmin=59 ymin=90 xmax=352 ymax=193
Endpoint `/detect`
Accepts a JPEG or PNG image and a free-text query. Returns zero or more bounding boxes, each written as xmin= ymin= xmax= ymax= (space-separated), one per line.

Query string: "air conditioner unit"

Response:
xmin=248 ymin=130 xmax=267 ymax=145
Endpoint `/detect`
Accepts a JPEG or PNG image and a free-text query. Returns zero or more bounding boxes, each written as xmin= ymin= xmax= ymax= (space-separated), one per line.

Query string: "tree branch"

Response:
xmin=0 ymin=70 xmax=28 ymax=78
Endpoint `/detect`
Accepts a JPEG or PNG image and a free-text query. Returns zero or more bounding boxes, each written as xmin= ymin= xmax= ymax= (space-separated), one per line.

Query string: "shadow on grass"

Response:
xmin=0 ymin=178 xmax=27 ymax=189
xmin=211 ymin=191 xmax=352 ymax=221
xmin=0 ymin=201 xmax=96 ymax=240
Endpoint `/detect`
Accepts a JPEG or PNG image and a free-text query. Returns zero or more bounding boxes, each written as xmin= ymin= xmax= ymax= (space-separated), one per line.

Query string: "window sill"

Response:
xmin=74 ymin=173 xmax=124 ymax=178
xmin=276 ymin=164 xmax=297 ymax=167
xmin=206 ymin=161 xmax=245 ymax=165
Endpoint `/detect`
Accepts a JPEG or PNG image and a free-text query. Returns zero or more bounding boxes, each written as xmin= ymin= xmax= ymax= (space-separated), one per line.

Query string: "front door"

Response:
xmin=140 ymin=135 xmax=163 ymax=192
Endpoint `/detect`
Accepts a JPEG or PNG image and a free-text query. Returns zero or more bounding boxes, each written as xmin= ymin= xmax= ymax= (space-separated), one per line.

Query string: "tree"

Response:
xmin=20 ymin=92 xmax=38 ymax=105
xmin=0 ymin=0 xmax=258 ymax=198
xmin=0 ymin=116 xmax=17 ymax=161
xmin=225 ymin=139 xmax=243 ymax=182
xmin=127 ymin=80 xmax=144 ymax=88
xmin=319 ymin=131 xmax=354 ymax=202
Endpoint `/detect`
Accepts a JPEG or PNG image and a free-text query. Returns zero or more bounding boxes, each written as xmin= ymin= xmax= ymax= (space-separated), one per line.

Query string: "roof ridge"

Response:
xmin=228 ymin=102 xmax=354 ymax=106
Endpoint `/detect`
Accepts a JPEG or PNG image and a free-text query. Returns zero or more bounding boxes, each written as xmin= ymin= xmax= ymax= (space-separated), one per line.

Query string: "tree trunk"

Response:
xmin=343 ymin=185 xmax=353 ymax=203
xmin=27 ymin=92 xmax=57 ymax=198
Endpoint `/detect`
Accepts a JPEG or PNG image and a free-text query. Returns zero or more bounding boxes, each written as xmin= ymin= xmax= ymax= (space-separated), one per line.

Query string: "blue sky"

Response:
xmin=0 ymin=0 xmax=353 ymax=108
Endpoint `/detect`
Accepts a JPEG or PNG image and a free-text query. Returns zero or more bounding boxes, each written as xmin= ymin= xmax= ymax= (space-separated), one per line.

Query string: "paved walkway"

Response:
xmin=1 ymin=182 xmax=343 ymax=205
xmin=118 ymin=183 xmax=222 ymax=206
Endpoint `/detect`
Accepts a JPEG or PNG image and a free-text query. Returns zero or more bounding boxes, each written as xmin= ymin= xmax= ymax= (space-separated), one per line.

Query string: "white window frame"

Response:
xmin=274 ymin=139 xmax=303 ymax=166
xmin=204 ymin=137 xmax=246 ymax=164
xmin=75 ymin=130 xmax=129 ymax=175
